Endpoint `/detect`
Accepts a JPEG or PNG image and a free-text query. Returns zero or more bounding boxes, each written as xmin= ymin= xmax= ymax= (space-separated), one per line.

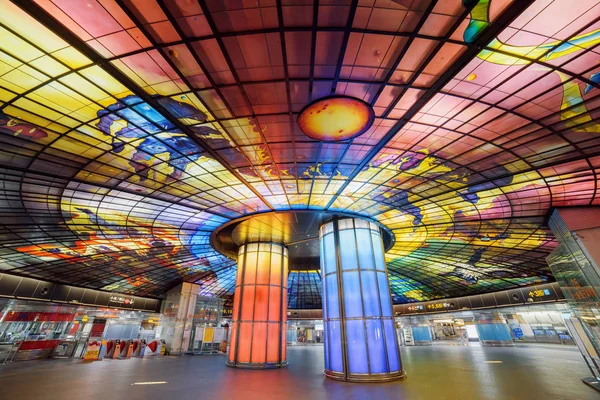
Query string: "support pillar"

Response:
xmin=160 ymin=282 xmax=200 ymax=355
xmin=319 ymin=218 xmax=405 ymax=382
xmin=227 ymin=242 xmax=288 ymax=368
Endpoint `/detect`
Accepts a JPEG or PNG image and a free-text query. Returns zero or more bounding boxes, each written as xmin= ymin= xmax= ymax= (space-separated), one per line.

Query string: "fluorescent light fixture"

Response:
xmin=131 ymin=381 xmax=168 ymax=385
xmin=483 ymin=361 xmax=503 ymax=364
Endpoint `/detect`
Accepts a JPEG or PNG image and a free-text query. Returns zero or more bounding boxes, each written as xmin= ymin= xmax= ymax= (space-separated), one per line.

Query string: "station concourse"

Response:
xmin=0 ymin=0 xmax=600 ymax=399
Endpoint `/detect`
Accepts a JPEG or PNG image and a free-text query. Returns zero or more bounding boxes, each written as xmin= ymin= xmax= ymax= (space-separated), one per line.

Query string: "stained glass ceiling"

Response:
xmin=0 ymin=0 xmax=598 ymax=308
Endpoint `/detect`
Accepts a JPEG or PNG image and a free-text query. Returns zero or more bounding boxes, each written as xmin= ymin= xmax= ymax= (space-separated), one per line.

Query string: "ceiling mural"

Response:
xmin=0 ymin=0 xmax=598 ymax=308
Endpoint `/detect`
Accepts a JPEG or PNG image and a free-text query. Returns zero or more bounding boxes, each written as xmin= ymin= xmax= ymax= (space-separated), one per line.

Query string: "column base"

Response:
xmin=226 ymin=360 xmax=288 ymax=369
xmin=324 ymin=369 xmax=407 ymax=383
xmin=479 ymin=340 xmax=515 ymax=347
xmin=582 ymin=377 xmax=600 ymax=392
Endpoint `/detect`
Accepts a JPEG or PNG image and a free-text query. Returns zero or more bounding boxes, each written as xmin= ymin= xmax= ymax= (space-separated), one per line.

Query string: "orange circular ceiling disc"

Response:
xmin=297 ymin=96 xmax=375 ymax=141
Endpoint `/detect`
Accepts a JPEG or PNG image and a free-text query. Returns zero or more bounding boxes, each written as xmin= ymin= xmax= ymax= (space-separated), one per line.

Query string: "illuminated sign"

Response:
xmin=426 ymin=301 xmax=456 ymax=311
xmin=528 ymin=289 xmax=551 ymax=298
xmin=569 ymin=279 xmax=598 ymax=301
xmin=108 ymin=295 xmax=135 ymax=308
xmin=526 ymin=288 xmax=558 ymax=302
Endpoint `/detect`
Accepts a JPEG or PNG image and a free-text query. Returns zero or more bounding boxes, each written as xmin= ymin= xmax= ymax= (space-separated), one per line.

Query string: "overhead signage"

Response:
xmin=525 ymin=287 xmax=558 ymax=302
xmin=108 ymin=295 xmax=135 ymax=308
xmin=528 ymin=289 xmax=551 ymax=298
xmin=396 ymin=283 xmax=564 ymax=315
xmin=406 ymin=304 xmax=425 ymax=313
xmin=222 ymin=308 xmax=233 ymax=317
xmin=426 ymin=301 xmax=457 ymax=312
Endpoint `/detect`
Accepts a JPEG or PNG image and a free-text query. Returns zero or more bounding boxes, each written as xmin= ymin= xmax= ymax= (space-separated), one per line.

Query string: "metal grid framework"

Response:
xmin=288 ymin=269 xmax=322 ymax=309
xmin=0 ymin=0 xmax=598 ymax=307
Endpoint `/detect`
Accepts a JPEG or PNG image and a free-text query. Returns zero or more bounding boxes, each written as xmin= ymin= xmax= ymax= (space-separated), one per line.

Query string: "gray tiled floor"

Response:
xmin=0 ymin=344 xmax=596 ymax=400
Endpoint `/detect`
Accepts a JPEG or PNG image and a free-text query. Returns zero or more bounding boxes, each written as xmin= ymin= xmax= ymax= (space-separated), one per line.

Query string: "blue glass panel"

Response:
xmin=346 ymin=320 xmax=368 ymax=374
xmin=323 ymin=322 xmax=330 ymax=370
xmin=361 ymin=271 xmax=380 ymax=317
xmin=339 ymin=230 xmax=357 ymax=270
xmin=372 ymin=232 xmax=386 ymax=271
xmin=495 ymin=324 xmax=512 ymax=341
xmin=320 ymin=233 xmax=325 ymax=268
xmin=476 ymin=324 xmax=512 ymax=341
xmin=325 ymin=274 xmax=339 ymax=319
xmin=377 ymin=272 xmax=392 ymax=317
xmin=342 ymin=271 xmax=363 ymax=318
xmin=323 ymin=233 xmax=337 ymax=275
xmin=322 ymin=268 xmax=328 ymax=318
xmin=412 ymin=326 xmax=432 ymax=342
xmin=356 ymin=229 xmax=374 ymax=270
xmin=383 ymin=319 xmax=400 ymax=372
xmin=366 ymin=319 xmax=386 ymax=373
xmin=328 ymin=321 xmax=343 ymax=373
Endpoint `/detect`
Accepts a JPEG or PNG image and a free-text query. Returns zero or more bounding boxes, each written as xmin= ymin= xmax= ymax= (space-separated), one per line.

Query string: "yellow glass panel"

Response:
xmin=79 ymin=66 xmax=129 ymax=96
xmin=29 ymin=55 xmax=69 ymax=77
xmin=0 ymin=1 xmax=67 ymax=53
xmin=32 ymin=82 xmax=91 ymax=112
xmin=74 ymin=126 xmax=111 ymax=145
xmin=13 ymin=98 xmax=63 ymax=121
xmin=150 ymin=81 xmax=186 ymax=96
xmin=256 ymin=251 xmax=270 ymax=284
xmin=2 ymin=105 xmax=52 ymax=128
xmin=2 ymin=69 xmax=45 ymax=91
xmin=51 ymin=137 xmax=102 ymax=158
xmin=0 ymin=50 xmax=22 ymax=68
xmin=51 ymin=47 xmax=91 ymax=69
xmin=54 ymin=115 xmax=81 ymax=129
xmin=0 ymin=60 xmax=14 ymax=75
xmin=68 ymin=105 xmax=103 ymax=122
xmin=0 ymin=87 xmax=17 ymax=102
xmin=269 ymin=253 xmax=282 ymax=286
xmin=0 ymin=27 xmax=44 ymax=62
xmin=44 ymin=122 xmax=69 ymax=134
xmin=59 ymin=73 xmax=109 ymax=102
xmin=244 ymin=251 xmax=258 ymax=284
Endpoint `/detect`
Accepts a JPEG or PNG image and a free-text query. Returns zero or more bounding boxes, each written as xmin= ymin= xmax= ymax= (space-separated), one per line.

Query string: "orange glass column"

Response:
xmin=227 ymin=242 xmax=288 ymax=368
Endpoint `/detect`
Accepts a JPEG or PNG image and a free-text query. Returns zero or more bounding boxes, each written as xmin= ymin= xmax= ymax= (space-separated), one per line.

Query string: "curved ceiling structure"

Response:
xmin=0 ymin=0 xmax=598 ymax=309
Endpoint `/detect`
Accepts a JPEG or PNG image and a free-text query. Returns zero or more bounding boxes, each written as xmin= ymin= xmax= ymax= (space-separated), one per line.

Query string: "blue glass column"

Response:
xmin=320 ymin=218 xmax=405 ymax=382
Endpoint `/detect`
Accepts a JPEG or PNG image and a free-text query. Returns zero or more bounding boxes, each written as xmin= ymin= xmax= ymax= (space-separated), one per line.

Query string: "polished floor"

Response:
xmin=0 ymin=345 xmax=596 ymax=400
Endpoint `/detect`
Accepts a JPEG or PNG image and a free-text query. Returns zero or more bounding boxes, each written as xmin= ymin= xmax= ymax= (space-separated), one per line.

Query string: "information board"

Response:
xmin=213 ymin=327 xmax=225 ymax=343
xmin=203 ymin=327 xmax=214 ymax=343
xmin=83 ymin=340 xmax=101 ymax=361
xmin=195 ymin=326 xmax=204 ymax=342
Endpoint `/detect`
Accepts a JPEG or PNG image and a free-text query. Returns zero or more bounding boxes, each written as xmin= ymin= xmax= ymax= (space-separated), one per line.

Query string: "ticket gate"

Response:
xmin=145 ymin=339 xmax=162 ymax=356
xmin=97 ymin=340 xmax=107 ymax=360
xmin=104 ymin=339 xmax=121 ymax=359
xmin=132 ymin=340 xmax=146 ymax=357
xmin=118 ymin=339 xmax=133 ymax=359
